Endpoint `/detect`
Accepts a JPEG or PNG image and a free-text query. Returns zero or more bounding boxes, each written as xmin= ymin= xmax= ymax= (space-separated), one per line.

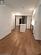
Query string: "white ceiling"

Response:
xmin=6 ymin=0 xmax=38 ymax=15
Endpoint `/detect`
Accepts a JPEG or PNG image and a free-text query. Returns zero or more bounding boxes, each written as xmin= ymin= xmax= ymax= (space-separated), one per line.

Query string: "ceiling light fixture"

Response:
xmin=0 ymin=0 xmax=7 ymax=5
xmin=0 ymin=0 xmax=4 ymax=5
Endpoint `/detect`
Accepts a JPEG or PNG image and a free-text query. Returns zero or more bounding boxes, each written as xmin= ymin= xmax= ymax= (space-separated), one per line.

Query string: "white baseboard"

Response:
xmin=0 ymin=30 xmax=11 ymax=40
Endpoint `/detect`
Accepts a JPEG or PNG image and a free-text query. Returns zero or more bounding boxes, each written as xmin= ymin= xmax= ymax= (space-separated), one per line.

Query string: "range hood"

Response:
xmin=0 ymin=0 xmax=7 ymax=5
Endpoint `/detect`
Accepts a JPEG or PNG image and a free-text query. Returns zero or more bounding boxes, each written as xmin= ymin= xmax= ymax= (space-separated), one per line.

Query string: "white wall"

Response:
xmin=16 ymin=17 xmax=20 ymax=26
xmin=32 ymin=7 xmax=39 ymax=40
xmin=0 ymin=5 xmax=12 ymax=39
xmin=11 ymin=14 xmax=15 ymax=30
xmin=32 ymin=0 xmax=41 ymax=40
xmin=27 ymin=16 xmax=32 ymax=29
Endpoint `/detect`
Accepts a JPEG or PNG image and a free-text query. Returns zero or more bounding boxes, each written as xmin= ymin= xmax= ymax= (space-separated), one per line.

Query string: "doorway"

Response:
xmin=15 ymin=15 xmax=27 ymax=31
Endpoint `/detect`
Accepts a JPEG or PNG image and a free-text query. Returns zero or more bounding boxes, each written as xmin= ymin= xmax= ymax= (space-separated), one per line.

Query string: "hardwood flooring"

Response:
xmin=0 ymin=29 xmax=41 ymax=55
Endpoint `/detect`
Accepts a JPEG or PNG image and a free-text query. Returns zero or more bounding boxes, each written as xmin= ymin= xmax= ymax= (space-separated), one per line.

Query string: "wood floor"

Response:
xmin=0 ymin=29 xmax=41 ymax=55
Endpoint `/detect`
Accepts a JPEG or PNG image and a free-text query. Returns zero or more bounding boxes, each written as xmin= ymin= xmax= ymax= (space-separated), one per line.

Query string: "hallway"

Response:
xmin=0 ymin=29 xmax=40 ymax=55
xmin=0 ymin=0 xmax=41 ymax=55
